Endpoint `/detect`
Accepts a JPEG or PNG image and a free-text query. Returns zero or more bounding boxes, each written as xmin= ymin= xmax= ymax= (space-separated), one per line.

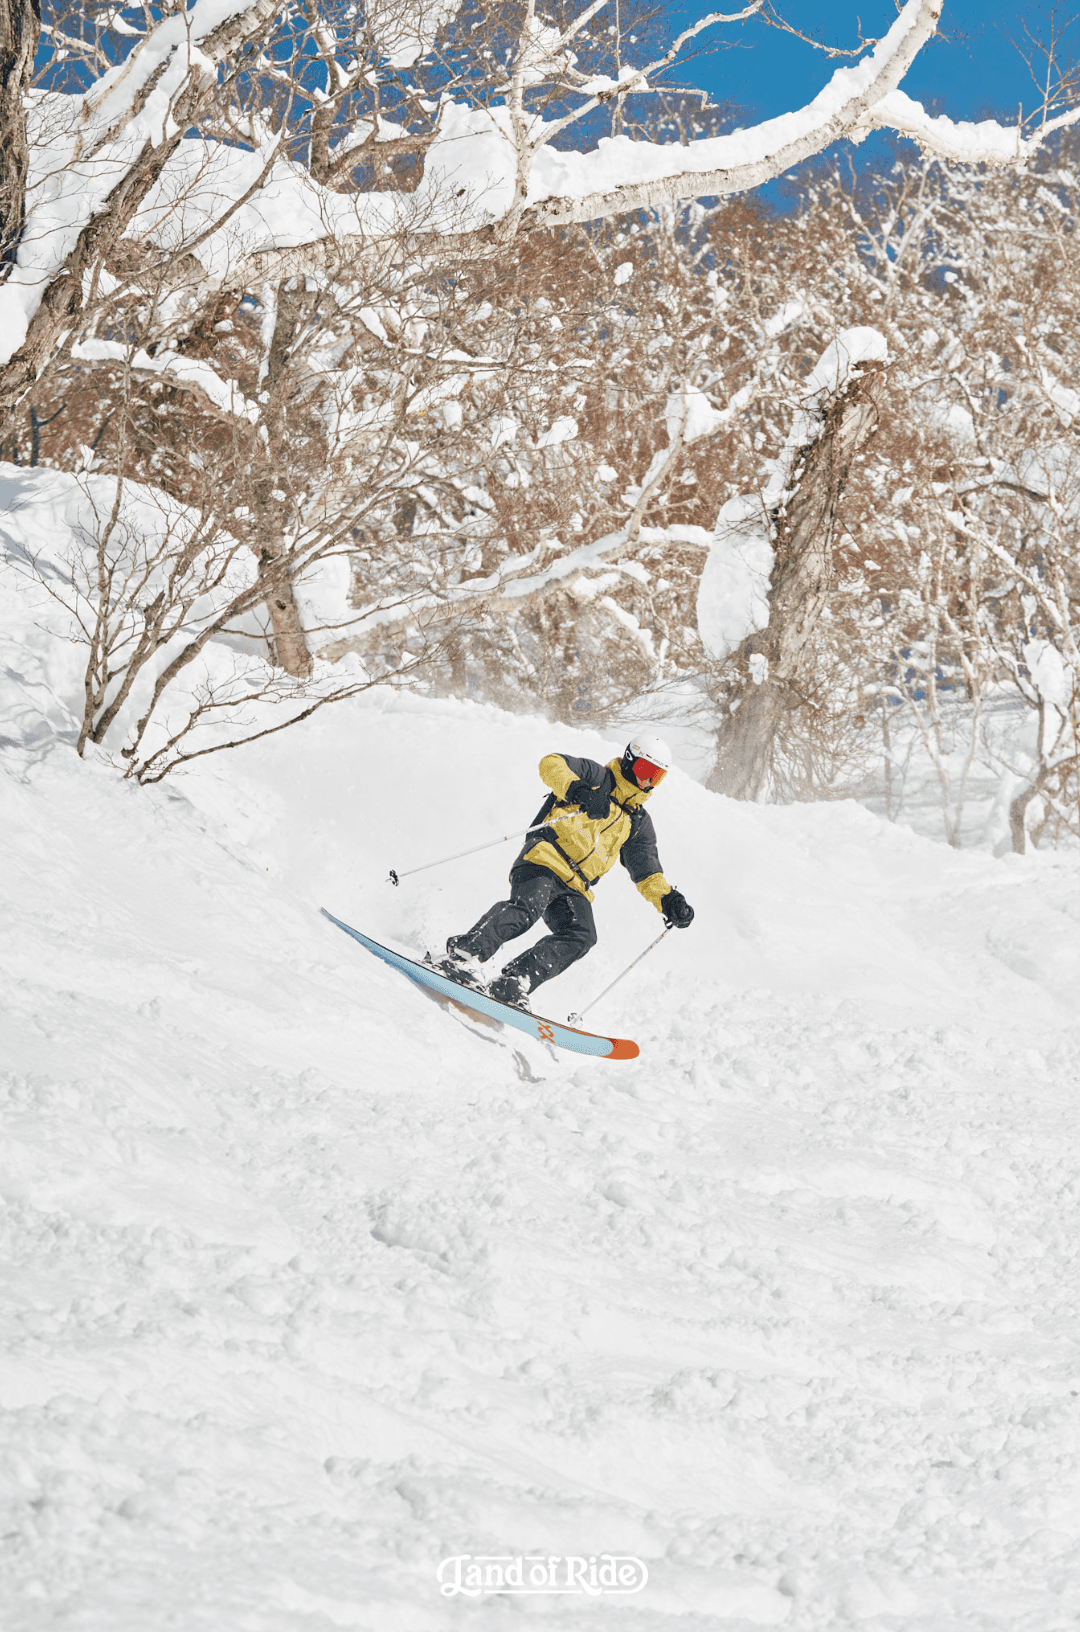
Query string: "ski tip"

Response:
xmin=607 ymin=1038 xmax=639 ymax=1061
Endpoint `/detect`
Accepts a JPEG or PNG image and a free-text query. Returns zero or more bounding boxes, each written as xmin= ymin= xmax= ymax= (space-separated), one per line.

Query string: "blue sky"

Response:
xmin=665 ymin=2 xmax=1074 ymax=126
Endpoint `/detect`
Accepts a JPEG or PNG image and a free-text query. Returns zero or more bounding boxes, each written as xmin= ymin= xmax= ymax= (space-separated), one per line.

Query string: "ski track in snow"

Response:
xmin=2 ymin=691 xmax=1080 ymax=1630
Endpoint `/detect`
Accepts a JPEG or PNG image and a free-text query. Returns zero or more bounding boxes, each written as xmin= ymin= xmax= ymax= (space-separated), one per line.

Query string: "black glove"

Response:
xmin=566 ymin=779 xmax=611 ymax=821
xmin=661 ymin=888 xmax=694 ymax=928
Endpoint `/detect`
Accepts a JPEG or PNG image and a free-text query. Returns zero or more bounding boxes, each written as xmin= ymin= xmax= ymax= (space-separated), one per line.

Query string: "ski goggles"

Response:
xmin=630 ymin=756 xmax=667 ymax=788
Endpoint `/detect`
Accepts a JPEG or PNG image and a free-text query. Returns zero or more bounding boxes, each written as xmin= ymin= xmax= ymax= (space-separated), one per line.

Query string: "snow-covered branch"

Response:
xmin=518 ymin=0 xmax=942 ymax=228
xmin=3 ymin=0 xmax=1066 ymax=415
xmin=69 ymin=338 xmax=261 ymax=422
xmin=856 ymin=88 xmax=1080 ymax=164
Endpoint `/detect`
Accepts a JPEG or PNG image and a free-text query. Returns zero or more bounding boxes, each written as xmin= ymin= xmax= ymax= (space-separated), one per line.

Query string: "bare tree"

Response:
xmin=5 ymin=0 xmax=1080 ymax=785
xmin=756 ymin=136 xmax=1080 ymax=844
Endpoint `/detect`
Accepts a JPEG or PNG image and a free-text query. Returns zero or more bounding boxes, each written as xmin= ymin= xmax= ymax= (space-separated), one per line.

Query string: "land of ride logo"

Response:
xmin=437 ymin=1554 xmax=648 ymax=1598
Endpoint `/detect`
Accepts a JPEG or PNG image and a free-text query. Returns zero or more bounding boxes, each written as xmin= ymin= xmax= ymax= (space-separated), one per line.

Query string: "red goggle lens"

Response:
xmin=632 ymin=757 xmax=666 ymax=786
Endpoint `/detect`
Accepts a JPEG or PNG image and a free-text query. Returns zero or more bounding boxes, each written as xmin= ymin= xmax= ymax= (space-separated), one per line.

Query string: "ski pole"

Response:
xmin=388 ymin=812 xmax=577 ymax=886
xmin=568 ymin=925 xmax=672 ymax=1026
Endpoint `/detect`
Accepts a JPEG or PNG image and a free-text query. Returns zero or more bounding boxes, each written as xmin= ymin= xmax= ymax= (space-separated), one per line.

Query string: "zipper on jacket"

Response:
xmin=550 ymin=799 xmax=629 ymax=886
xmin=546 ymin=834 xmax=596 ymax=890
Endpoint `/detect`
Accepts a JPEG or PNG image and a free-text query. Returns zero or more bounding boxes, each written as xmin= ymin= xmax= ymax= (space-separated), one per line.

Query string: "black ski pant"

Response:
xmin=449 ymin=864 xmax=597 ymax=993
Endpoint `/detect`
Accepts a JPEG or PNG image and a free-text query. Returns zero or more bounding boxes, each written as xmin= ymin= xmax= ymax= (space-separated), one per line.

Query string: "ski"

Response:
xmin=320 ymin=909 xmax=639 ymax=1060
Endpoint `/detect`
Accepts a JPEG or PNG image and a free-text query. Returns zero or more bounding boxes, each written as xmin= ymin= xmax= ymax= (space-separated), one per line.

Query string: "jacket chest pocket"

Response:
xmin=563 ymin=809 xmax=626 ymax=865
xmin=594 ymin=811 xmax=631 ymax=869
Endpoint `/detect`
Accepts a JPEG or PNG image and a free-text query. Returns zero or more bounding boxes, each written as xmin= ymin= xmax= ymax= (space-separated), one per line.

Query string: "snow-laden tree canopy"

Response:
xmin=2 ymin=0 xmax=1078 ymax=396
xmin=4 ymin=0 xmax=1080 ymax=795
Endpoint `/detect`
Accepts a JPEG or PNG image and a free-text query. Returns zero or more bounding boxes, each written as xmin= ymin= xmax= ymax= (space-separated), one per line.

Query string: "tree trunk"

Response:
xmin=1008 ymin=770 xmax=1049 ymax=855
xmin=0 ymin=0 xmax=40 ymax=272
xmin=709 ymin=359 xmax=887 ymax=800
xmin=0 ymin=97 xmax=205 ymax=430
xmin=1007 ymin=727 xmax=1065 ymax=854
xmin=250 ymin=280 xmax=315 ymax=679
xmin=257 ymin=547 xmax=315 ymax=679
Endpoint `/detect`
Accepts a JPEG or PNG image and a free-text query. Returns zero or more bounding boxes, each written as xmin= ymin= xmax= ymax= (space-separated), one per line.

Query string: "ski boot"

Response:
xmin=487 ymin=971 xmax=532 ymax=1012
xmin=434 ymin=942 xmax=488 ymax=992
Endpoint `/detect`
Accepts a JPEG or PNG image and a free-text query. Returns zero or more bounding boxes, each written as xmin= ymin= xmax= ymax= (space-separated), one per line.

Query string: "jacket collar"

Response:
xmin=607 ymin=758 xmax=650 ymax=809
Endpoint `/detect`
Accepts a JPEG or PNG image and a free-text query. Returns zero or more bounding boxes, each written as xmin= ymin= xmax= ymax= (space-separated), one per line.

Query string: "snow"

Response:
xmin=801 ymin=326 xmax=888 ymax=395
xmin=764 ymin=299 xmax=807 ymax=340
xmin=868 ymin=90 xmax=1032 ymax=164
xmin=666 ymin=385 xmax=728 ymax=445
xmin=0 ymin=464 xmax=392 ymax=779
xmin=370 ymin=0 xmax=462 ymax=69
xmin=1023 ymin=639 xmax=1072 ymax=711
xmin=0 ymin=463 xmax=258 ymax=721
xmin=535 ymin=415 xmax=578 ymax=448
xmin=126 ymin=97 xmax=528 ymax=271
xmin=697 ymin=494 xmax=774 ymax=661
xmin=1040 ymin=367 xmax=1080 ymax=429
xmin=294 ymin=551 xmax=357 ymax=642
xmin=6 ymin=485 xmax=1080 ymax=1628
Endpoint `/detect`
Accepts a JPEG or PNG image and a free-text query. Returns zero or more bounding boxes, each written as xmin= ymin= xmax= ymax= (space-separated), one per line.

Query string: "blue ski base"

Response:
xmin=320 ymin=910 xmax=639 ymax=1060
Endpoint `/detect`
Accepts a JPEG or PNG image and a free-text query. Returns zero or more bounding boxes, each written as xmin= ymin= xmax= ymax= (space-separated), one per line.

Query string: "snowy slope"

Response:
xmin=4 ymin=668 xmax=1080 ymax=1628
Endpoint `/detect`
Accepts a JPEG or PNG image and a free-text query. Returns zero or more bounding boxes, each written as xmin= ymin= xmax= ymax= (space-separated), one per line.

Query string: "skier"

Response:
xmin=440 ymin=735 xmax=694 ymax=1010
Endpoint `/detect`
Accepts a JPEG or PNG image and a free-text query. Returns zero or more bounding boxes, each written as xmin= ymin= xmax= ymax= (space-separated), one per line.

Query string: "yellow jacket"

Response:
xmin=518 ymin=752 xmax=671 ymax=909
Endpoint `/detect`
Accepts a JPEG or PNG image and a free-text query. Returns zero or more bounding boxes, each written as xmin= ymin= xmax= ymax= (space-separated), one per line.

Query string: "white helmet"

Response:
xmin=621 ymin=733 xmax=673 ymax=789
